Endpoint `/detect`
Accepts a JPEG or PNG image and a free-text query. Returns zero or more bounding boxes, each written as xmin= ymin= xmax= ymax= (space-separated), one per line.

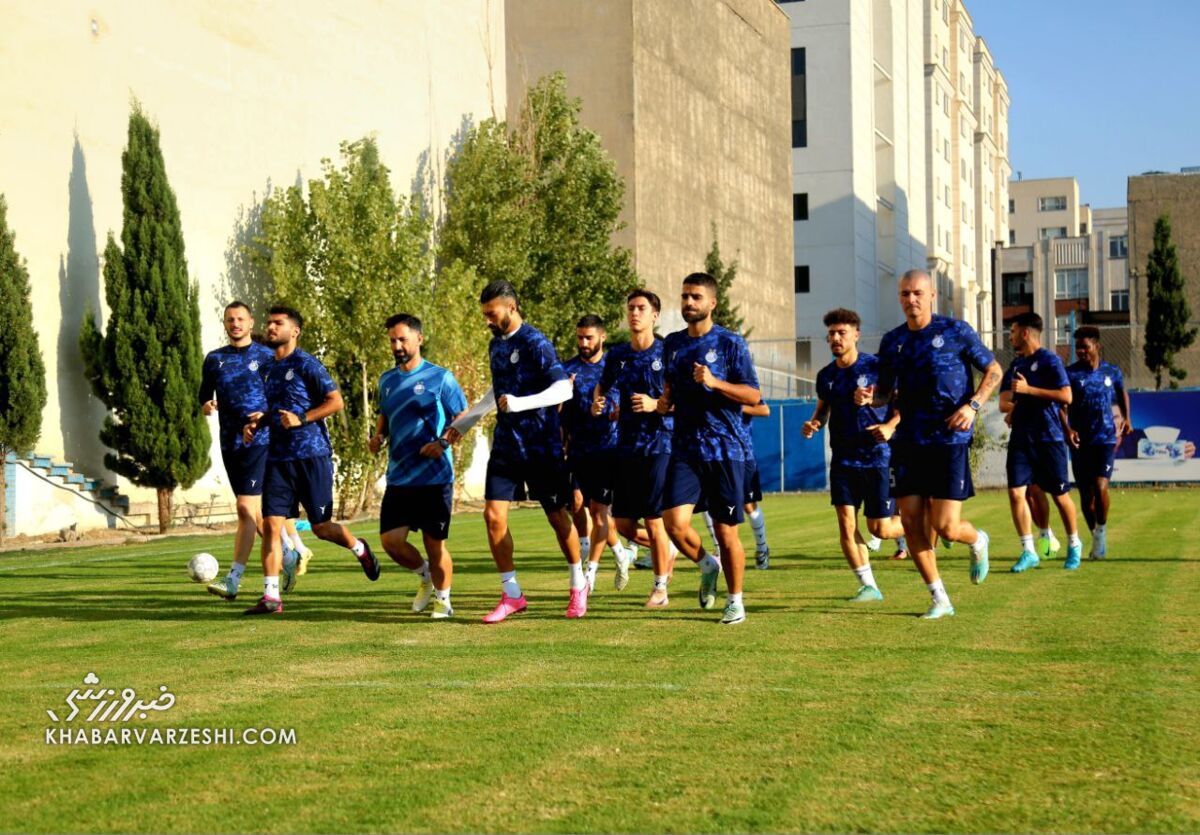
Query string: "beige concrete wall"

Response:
xmin=1 ymin=0 xmax=505 ymax=507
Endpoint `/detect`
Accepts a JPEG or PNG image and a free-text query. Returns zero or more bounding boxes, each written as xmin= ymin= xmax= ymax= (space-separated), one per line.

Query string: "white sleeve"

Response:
xmin=449 ymin=388 xmax=496 ymax=434
xmin=504 ymin=378 xmax=573 ymax=414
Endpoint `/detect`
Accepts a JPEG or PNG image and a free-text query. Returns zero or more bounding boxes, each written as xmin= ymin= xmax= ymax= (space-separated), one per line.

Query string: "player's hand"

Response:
xmin=1184 ymin=441 xmax=1196 ymax=460
xmin=946 ymin=404 xmax=977 ymax=432
xmin=1067 ymin=429 xmax=1080 ymax=448
xmin=801 ymin=419 xmax=820 ymax=439
xmin=444 ymin=427 xmax=462 ymax=444
xmin=1012 ymin=372 xmax=1030 ymax=395
xmin=630 ymin=393 xmax=656 ymax=413
xmin=202 ymin=399 xmax=218 ymax=416
xmin=693 ymin=363 xmax=716 ymax=387
xmin=1120 ymin=419 xmax=1135 ymax=438
xmin=1004 ymin=411 xmax=1013 ymax=427
xmin=498 ymin=394 xmax=511 ymax=413
xmin=278 ymin=409 xmax=303 ymax=429
xmin=368 ymin=433 xmax=383 ymax=455
xmin=418 ymin=441 xmax=444 ymax=459
xmin=591 ymin=394 xmax=606 ymax=416
xmin=853 ymin=384 xmax=875 ymax=406
xmin=242 ymin=411 xmax=263 ymax=445
xmin=866 ymin=423 xmax=895 ymax=443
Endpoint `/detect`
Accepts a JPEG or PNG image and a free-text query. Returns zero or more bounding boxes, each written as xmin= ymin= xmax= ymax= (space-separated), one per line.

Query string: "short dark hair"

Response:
xmin=576 ymin=314 xmax=605 ymax=331
xmin=479 ymin=280 xmax=518 ymax=305
xmin=823 ymin=308 xmax=861 ymax=328
xmin=267 ymin=304 xmax=303 ymax=329
xmin=682 ymin=272 xmax=718 ymax=294
xmin=1012 ymin=312 xmax=1043 ymax=332
xmin=626 ymin=288 xmax=661 ymax=312
xmin=1074 ymin=325 xmax=1101 ymax=343
xmin=385 ymin=313 xmax=422 ymax=333
xmin=224 ymin=300 xmax=251 ymax=315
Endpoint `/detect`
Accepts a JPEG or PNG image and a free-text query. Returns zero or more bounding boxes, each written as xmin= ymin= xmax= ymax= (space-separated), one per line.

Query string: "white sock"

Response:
xmin=586 ymin=560 xmax=600 ymax=578
xmin=749 ymin=508 xmax=767 ymax=548
xmin=264 ymin=576 xmax=280 ymax=600
xmin=1019 ymin=534 xmax=1034 ymax=553
xmin=500 ymin=570 xmax=522 ymax=599
xmin=280 ymin=531 xmax=295 ymax=551
xmin=1096 ymin=523 xmax=1106 ymax=536
xmin=1068 ymin=532 xmax=1081 ymax=548
xmin=433 ymin=587 xmax=451 ymax=603
xmin=291 ymin=529 xmax=306 ymax=549
xmin=698 ymin=552 xmax=721 ymax=574
xmin=229 ymin=562 xmax=245 ymax=582
xmin=580 ymin=536 xmax=591 ymax=557
xmin=351 ymin=539 xmax=366 ymax=557
xmin=727 ymin=592 xmax=743 ymax=607
xmin=853 ymin=563 xmax=877 ymax=589
xmin=927 ymin=579 xmax=950 ymax=607
xmin=410 ymin=560 xmax=430 ymax=581
xmin=569 ymin=562 xmax=586 ymax=590
xmin=1039 ymin=527 xmax=1052 ymax=540
xmin=609 ymin=541 xmax=625 ymax=560
xmin=897 ymin=535 xmax=907 ymax=552
xmin=653 ymin=574 xmax=668 ymax=589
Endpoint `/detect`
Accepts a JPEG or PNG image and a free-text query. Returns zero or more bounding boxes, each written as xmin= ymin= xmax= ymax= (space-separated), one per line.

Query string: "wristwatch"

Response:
xmin=968 ymin=399 xmax=982 ymax=412
xmin=437 ymin=437 xmax=451 ymax=450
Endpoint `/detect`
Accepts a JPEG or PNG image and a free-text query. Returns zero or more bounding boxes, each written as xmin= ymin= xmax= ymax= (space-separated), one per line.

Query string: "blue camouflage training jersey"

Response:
xmin=1066 ymin=360 xmax=1125 ymax=446
xmin=597 ymin=339 xmax=673 ymax=458
xmin=562 ymin=355 xmax=618 ymax=456
xmin=199 ymin=342 xmax=275 ymax=452
xmin=489 ymin=322 xmax=570 ymax=460
xmin=877 ymin=315 xmax=995 ymax=446
xmin=1001 ymin=347 xmax=1071 ymax=444
xmin=377 ymin=360 xmax=468 ymax=487
xmin=663 ymin=325 xmax=760 ymax=462
xmin=815 ymin=353 xmax=891 ymax=468
xmin=260 ymin=349 xmax=338 ymax=461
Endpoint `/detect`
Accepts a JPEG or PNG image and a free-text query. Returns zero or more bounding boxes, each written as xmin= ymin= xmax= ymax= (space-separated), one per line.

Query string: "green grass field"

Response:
xmin=0 ymin=488 xmax=1197 ymax=834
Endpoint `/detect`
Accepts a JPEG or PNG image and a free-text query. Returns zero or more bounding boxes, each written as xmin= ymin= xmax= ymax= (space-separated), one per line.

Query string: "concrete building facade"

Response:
xmin=506 ymin=0 xmax=796 ymax=379
xmin=1009 ymin=176 xmax=1091 ymax=246
xmin=778 ymin=0 xmax=928 ymax=369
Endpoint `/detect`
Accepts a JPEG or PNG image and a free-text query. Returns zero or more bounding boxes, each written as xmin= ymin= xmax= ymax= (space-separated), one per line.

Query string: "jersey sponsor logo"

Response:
xmin=414 ymin=382 xmax=426 ymax=395
xmin=932 ymin=335 xmax=945 ymax=349
xmin=1104 ymin=376 xmax=1112 ymax=387
xmin=509 ymin=349 xmax=520 ymax=364
xmin=248 ymin=361 xmax=259 ymax=372
xmin=651 ymin=359 xmax=662 ymax=371
xmin=704 ymin=349 xmax=718 ymax=364
xmin=285 ymin=369 xmax=295 ymax=381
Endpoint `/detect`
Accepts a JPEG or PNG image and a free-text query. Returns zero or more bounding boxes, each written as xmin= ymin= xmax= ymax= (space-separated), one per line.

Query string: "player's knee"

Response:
xmin=235 ymin=502 xmax=257 ymax=524
xmin=614 ymin=518 xmax=638 ymax=540
xmin=865 ymin=518 xmax=884 ymax=538
xmin=483 ymin=507 xmax=506 ymax=534
xmin=310 ymin=521 xmax=340 ymax=541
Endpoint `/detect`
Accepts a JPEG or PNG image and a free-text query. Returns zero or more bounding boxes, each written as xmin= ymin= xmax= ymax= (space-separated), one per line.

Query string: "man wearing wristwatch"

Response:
xmin=241 ymin=305 xmax=381 ymax=616
xmin=856 ymin=270 xmax=1003 ymax=619
xmin=369 ymin=313 xmax=468 ymax=619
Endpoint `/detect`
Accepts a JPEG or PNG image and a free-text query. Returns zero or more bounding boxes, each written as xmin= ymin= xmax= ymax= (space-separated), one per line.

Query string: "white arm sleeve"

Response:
xmin=449 ymin=388 xmax=496 ymax=434
xmin=504 ymin=378 xmax=573 ymax=414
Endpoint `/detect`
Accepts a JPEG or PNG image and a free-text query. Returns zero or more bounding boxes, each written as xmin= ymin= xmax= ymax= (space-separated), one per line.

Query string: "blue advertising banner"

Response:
xmin=749 ymin=399 xmax=827 ymax=493
xmin=1111 ymin=390 xmax=1200 ymax=482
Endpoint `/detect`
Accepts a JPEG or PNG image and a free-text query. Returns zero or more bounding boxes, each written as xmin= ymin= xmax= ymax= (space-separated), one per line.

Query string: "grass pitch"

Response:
xmin=0 ymin=488 xmax=1197 ymax=833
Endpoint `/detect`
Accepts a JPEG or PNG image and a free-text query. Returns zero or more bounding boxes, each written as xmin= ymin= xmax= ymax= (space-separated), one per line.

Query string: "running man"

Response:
xmin=657 ymin=272 xmax=762 ymax=625
xmin=998 ymin=312 xmax=1082 ymax=572
xmin=368 ymin=313 xmax=468 ymax=618
xmin=241 ymin=306 xmax=380 ymax=615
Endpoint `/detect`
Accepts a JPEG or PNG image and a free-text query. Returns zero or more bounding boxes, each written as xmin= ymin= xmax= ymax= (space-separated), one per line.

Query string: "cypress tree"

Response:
xmin=80 ymin=103 xmax=210 ymax=532
xmin=1143 ymin=214 xmax=1198 ymax=390
xmin=0 ymin=195 xmax=48 ymax=544
xmin=705 ymin=224 xmax=748 ymax=335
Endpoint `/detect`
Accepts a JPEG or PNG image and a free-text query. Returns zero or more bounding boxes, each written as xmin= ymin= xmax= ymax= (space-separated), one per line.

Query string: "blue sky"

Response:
xmin=968 ymin=0 xmax=1200 ymax=208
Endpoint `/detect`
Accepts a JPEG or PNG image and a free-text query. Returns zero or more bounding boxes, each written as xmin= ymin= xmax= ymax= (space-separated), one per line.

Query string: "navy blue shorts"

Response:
xmin=262 ymin=455 xmax=334 ymax=523
xmin=380 ymin=483 xmax=453 ymax=540
xmin=1007 ymin=439 xmax=1070 ymax=495
xmin=744 ymin=459 xmax=763 ymax=505
xmin=222 ymin=444 xmax=268 ymax=497
xmin=1071 ymin=444 xmax=1117 ymax=482
xmin=570 ymin=454 xmax=614 ymax=506
xmin=485 ymin=454 xmax=572 ymax=512
xmin=891 ymin=442 xmax=974 ymax=501
xmin=830 ymin=463 xmax=895 ymax=519
xmin=611 ymin=454 xmax=670 ymax=521
xmin=665 ymin=456 xmax=746 ymax=525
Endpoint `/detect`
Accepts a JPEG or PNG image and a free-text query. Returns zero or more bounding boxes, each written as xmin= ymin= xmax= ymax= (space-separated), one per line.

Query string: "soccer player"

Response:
xmin=998 ymin=312 xmax=1082 ymax=572
xmin=593 ymin=289 xmax=678 ymax=607
xmin=1063 ymin=325 xmax=1132 ymax=560
xmin=368 ymin=313 xmax=468 ymax=618
xmin=200 ymin=301 xmax=297 ymax=601
xmin=860 ymin=269 xmax=1002 ymax=619
xmin=561 ymin=315 xmax=634 ymax=593
xmin=657 ymin=272 xmax=762 ymax=625
xmin=240 ymin=306 xmax=380 ymax=615
xmin=802 ymin=308 xmax=906 ymax=601
xmin=702 ymin=400 xmax=772 ymax=569
xmin=452 ymin=280 xmax=582 ymax=622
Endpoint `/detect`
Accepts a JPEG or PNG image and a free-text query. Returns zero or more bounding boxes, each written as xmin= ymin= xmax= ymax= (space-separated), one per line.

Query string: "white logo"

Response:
xmin=1104 ymin=376 xmax=1112 ymax=387
xmin=856 ymin=374 xmax=869 ymax=388
xmin=46 ymin=672 xmax=175 ymax=724
xmin=510 ymin=350 xmax=520 ymax=364
xmin=250 ymin=479 xmax=257 ymax=488
xmin=383 ymin=387 xmax=390 ymax=397
xmin=285 ymin=369 xmax=295 ymax=381
xmin=218 ymin=360 xmax=226 ymax=368
xmin=620 ymin=361 xmax=627 ymax=369
xmin=317 ymin=506 xmax=325 ymax=515
xmin=1031 ymin=361 xmax=1039 ymax=372
xmin=705 ymin=349 xmax=718 ymax=364
xmin=652 ymin=359 xmax=663 ymax=371
xmin=959 ymin=479 xmax=965 ymax=490
xmin=413 ymin=382 xmax=426 ymax=395
xmin=727 ymin=505 xmax=735 ymax=515
xmin=248 ymin=361 xmax=259 ymax=372
xmin=1106 ymin=464 xmax=1111 ymax=472
xmin=440 ymin=522 xmax=447 ymax=531
xmin=932 ymin=335 xmax=945 ymax=349
xmin=672 ymin=351 xmax=678 ymax=362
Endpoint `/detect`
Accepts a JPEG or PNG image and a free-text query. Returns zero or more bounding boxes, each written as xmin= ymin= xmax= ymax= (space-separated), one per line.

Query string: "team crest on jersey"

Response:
xmin=1104 ymin=376 xmax=1112 ymax=387
xmin=248 ymin=361 xmax=259 ymax=372
xmin=413 ymin=382 xmax=426 ymax=395
xmin=1031 ymin=361 xmax=1039 ymax=372
xmin=856 ymin=374 xmax=868 ymax=388
xmin=652 ymin=359 xmax=663 ymax=371
xmin=704 ymin=349 xmax=718 ymax=364
xmin=510 ymin=350 xmax=520 ymax=364
xmin=285 ymin=369 xmax=295 ymax=381
xmin=931 ymin=335 xmax=945 ymax=349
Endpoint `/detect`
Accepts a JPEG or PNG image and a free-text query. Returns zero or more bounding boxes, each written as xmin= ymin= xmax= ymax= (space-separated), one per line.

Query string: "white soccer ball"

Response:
xmin=187 ymin=552 xmax=219 ymax=583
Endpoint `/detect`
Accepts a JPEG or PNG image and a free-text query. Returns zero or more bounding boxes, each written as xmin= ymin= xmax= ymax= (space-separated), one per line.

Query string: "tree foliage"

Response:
xmin=1143 ymin=214 xmax=1198 ymax=390
xmin=704 ymin=223 xmax=748 ymax=335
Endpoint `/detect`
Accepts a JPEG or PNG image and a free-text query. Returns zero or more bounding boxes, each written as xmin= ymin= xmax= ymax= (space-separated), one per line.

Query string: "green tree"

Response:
xmin=255 ymin=138 xmax=431 ymax=518
xmin=704 ymin=224 xmax=748 ymax=335
xmin=0 ymin=195 xmax=48 ymax=544
xmin=79 ymin=103 xmax=210 ymax=532
xmin=216 ymin=186 xmax=275 ymax=322
xmin=1143 ymin=214 xmax=1198 ymax=389
xmin=439 ymin=72 xmax=636 ymax=353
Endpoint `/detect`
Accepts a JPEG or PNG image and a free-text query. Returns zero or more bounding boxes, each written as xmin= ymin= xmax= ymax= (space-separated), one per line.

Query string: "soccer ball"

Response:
xmin=187 ymin=553 xmax=219 ymax=583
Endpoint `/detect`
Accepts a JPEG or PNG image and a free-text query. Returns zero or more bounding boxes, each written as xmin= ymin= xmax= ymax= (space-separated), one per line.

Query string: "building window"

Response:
xmin=1055 ymin=315 xmax=1071 ymax=345
xmin=1003 ymin=273 xmax=1033 ymax=306
xmin=1080 ymin=222 xmax=1088 ymax=235
xmin=791 ymin=48 xmax=807 ymax=148
xmin=944 ymin=138 xmax=950 ymax=160
xmin=945 ymin=185 xmax=950 ymax=207
xmin=1110 ymin=234 xmax=1128 ymax=258
xmin=1009 ymin=198 xmax=1015 ymax=214
xmin=1054 ymin=268 xmax=1088 ymax=300
xmin=1038 ymin=195 xmax=1067 ymax=212
xmin=942 ymin=48 xmax=949 ymax=70
xmin=961 ymin=159 xmax=967 ymax=181
xmin=794 ymin=265 xmax=810 ymax=293
xmin=1111 ymin=289 xmax=1129 ymax=311
xmin=793 ymin=192 xmax=808 ymax=221
xmin=1009 ymin=229 xmax=1016 ymax=245
xmin=1039 ymin=226 xmax=1068 ymax=240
